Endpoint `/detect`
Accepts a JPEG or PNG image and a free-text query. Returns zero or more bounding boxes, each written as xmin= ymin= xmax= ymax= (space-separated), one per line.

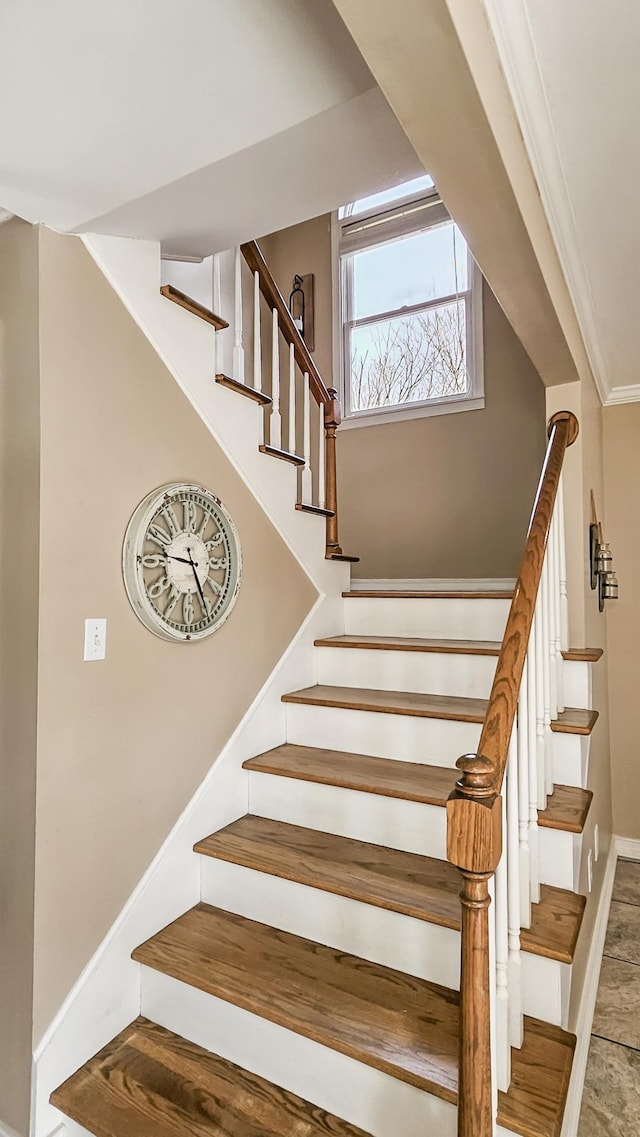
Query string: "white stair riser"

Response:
xmin=316 ymin=646 xmax=497 ymax=699
xmin=521 ymin=953 xmax=571 ymax=1029
xmin=539 ymin=827 xmax=582 ymax=892
xmin=552 ymin=733 xmax=589 ymax=788
xmin=248 ymin=771 xmax=448 ymax=858
xmin=563 ymin=660 xmax=591 ymax=710
xmin=344 ymin=597 xmax=510 ymax=641
xmin=248 ymin=770 xmax=578 ymax=889
xmin=285 ymin=703 xmax=481 ymax=766
xmin=140 ymin=968 xmax=458 ymax=1137
xmin=200 ymin=857 xmax=460 ymax=988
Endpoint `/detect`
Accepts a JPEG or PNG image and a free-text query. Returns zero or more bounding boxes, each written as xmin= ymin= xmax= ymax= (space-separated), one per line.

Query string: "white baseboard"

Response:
xmin=349 ymin=578 xmax=516 ymax=592
xmin=614 ymin=836 xmax=640 ymax=860
xmin=560 ymin=839 xmax=618 ymax=1137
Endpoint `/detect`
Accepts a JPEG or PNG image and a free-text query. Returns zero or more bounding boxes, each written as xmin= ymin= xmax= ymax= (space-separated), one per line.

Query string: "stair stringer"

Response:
xmin=81 ymin=234 xmax=349 ymax=599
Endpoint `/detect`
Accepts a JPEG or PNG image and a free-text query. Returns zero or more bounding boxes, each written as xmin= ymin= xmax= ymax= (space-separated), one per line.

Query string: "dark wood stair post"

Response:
xmin=324 ymin=388 xmax=343 ymax=557
xmin=447 ymin=755 xmax=502 ymax=1137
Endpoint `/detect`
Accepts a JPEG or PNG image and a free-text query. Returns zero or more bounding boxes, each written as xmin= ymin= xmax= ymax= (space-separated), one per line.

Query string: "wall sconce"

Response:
xmin=589 ymin=495 xmax=619 ymax=612
xmin=288 ymin=273 xmax=315 ymax=350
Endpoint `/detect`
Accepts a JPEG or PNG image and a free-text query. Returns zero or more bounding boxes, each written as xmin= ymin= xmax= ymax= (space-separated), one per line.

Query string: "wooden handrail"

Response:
xmin=241 ymin=241 xmax=331 ymax=409
xmin=446 ymin=409 xmax=579 ymax=1137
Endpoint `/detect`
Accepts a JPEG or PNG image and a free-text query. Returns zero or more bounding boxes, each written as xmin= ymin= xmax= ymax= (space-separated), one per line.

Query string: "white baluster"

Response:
xmin=318 ymin=402 xmax=326 ymax=509
xmin=552 ymin=504 xmax=565 ymax=713
xmin=507 ymin=728 xmax=524 ymax=1050
xmin=233 ymin=247 xmax=245 ymax=384
xmin=517 ymin=663 xmax=531 ymax=928
xmin=558 ymin=473 xmax=569 ymax=652
xmin=301 ymin=372 xmax=312 ymax=504
xmin=534 ymin=600 xmax=547 ymax=811
xmin=548 ymin=518 xmax=559 ymax=720
xmin=541 ymin=555 xmax=554 ymax=798
xmin=253 ymin=271 xmax=261 ymax=392
xmin=213 ymin=254 xmax=222 ymax=378
xmin=288 ymin=342 xmax=296 ymax=455
xmin=270 ymin=308 xmax=281 ymax=449
xmin=495 ymin=792 xmax=511 ymax=1091
xmin=527 ymin=624 xmax=541 ymax=905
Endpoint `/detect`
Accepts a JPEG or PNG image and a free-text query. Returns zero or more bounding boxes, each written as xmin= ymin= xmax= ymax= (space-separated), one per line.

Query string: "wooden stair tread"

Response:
xmin=296 ymin=502 xmax=335 ymax=517
xmin=132 ymin=903 xmax=461 ymax=1101
xmin=258 ymin=444 xmax=305 ymax=466
xmin=243 ymin=743 xmax=459 ymax=805
xmin=342 ymin=589 xmax=513 ymax=599
xmin=51 ymin=1016 xmax=371 ymax=1137
xmin=282 ymin=684 xmax=598 ymax=736
xmin=160 ymin=285 xmax=228 ymax=330
xmin=498 ymin=1017 xmax=576 ymax=1137
xmin=215 ymin=374 xmax=272 ymax=406
xmin=195 ymin=820 xmax=584 ymax=962
xmin=538 ymin=785 xmax=593 ymax=833
xmin=195 ymin=816 xmax=463 ymax=930
xmin=328 ymin=553 xmax=361 ymax=562
xmin=314 ymin=634 xmax=502 ymax=655
xmin=131 ymin=907 xmax=575 ymax=1131
xmin=281 ymin=684 xmax=488 ymax=723
xmin=561 ymin=646 xmax=603 ymax=662
xmin=551 ymin=707 xmax=599 ymax=735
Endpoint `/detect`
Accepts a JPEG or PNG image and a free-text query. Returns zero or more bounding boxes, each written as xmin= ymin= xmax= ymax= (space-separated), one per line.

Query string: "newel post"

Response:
xmin=324 ymin=387 xmax=342 ymax=557
xmin=447 ymin=755 xmax=503 ymax=1137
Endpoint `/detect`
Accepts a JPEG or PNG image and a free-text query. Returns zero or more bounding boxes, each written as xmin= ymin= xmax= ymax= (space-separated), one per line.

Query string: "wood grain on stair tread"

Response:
xmin=281 ymin=684 xmax=488 ymax=723
xmin=159 ymin=285 xmax=228 ymax=330
xmin=215 ymin=373 xmax=272 ymax=406
xmin=296 ymin=503 xmax=335 ymax=517
xmin=314 ymin=634 xmax=502 ymax=655
xmin=243 ymin=743 xmax=459 ymax=805
xmin=498 ymin=1017 xmax=576 ymax=1137
xmin=342 ymin=589 xmax=513 ymax=599
xmin=51 ymin=1016 xmax=372 ymax=1137
xmin=258 ymin=444 xmax=305 ymax=466
xmin=561 ymin=646 xmax=603 ymax=663
xmin=132 ymin=903 xmax=461 ymax=1101
xmin=538 ymin=785 xmax=593 ymax=833
xmin=520 ymin=885 xmax=586 ymax=964
xmin=195 ymin=816 xmax=463 ymax=929
xmin=551 ymin=707 xmax=599 ymax=735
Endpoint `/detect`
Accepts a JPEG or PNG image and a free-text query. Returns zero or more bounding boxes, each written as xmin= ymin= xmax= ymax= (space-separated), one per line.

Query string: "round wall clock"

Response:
xmin=122 ymin=483 xmax=242 ymax=642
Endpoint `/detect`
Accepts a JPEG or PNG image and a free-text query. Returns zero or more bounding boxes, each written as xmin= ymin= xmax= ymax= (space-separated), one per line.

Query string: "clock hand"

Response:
xmin=186 ymin=547 xmax=208 ymax=612
xmin=166 ymin=553 xmax=192 ymax=565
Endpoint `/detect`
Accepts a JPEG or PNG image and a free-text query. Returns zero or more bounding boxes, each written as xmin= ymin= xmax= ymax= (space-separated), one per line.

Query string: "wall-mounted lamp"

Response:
xmin=589 ymin=495 xmax=619 ymax=612
xmin=288 ymin=273 xmax=315 ymax=351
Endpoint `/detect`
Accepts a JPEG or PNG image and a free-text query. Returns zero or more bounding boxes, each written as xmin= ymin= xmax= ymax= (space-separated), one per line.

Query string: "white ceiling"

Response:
xmin=0 ymin=0 xmax=421 ymax=251
xmin=483 ymin=0 xmax=640 ymax=404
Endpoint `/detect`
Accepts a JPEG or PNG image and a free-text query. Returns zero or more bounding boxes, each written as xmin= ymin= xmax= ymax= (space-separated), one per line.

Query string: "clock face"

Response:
xmin=122 ymin=483 xmax=242 ymax=641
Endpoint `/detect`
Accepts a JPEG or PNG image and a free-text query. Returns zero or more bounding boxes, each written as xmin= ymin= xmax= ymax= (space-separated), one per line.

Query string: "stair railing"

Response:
xmin=213 ymin=239 xmax=343 ymax=558
xmin=447 ymin=410 xmax=579 ymax=1136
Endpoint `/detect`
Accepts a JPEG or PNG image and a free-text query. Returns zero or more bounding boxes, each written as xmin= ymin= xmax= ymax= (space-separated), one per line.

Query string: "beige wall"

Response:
xmin=603 ymin=402 xmax=640 ymax=839
xmin=261 ymin=217 xmax=546 ymax=579
xmin=0 ymin=219 xmax=40 ymax=1134
xmin=32 ymin=230 xmax=316 ymax=1041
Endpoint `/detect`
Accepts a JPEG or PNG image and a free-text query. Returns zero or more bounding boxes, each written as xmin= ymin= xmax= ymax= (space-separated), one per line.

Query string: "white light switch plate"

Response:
xmin=84 ymin=618 xmax=107 ymax=661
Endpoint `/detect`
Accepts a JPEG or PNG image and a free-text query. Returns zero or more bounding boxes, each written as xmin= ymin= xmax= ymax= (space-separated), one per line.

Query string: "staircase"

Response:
xmin=51 ymin=594 xmax=597 ymax=1137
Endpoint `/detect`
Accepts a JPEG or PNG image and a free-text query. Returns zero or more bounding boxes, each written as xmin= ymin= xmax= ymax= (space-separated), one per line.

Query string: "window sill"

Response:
xmin=340 ymin=394 xmax=485 ymax=430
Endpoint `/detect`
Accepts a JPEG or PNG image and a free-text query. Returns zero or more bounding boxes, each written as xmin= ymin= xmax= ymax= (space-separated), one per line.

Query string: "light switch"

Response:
xmin=84 ymin=618 xmax=107 ymax=661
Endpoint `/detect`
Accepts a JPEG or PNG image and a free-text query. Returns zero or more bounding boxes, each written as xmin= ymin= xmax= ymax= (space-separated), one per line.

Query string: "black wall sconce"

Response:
xmin=288 ymin=273 xmax=315 ymax=351
xmin=589 ymin=493 xmax=619 ymax=612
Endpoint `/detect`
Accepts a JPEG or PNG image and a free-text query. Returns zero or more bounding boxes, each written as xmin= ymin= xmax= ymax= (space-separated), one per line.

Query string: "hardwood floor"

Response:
xmin=51 ymin=1017 xmax=372 ymax=1137
xmin=498 ymin=1018 xmax=576 ymax=1137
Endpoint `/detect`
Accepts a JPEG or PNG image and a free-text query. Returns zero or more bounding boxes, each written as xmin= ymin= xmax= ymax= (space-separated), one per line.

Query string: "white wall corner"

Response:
xmin=560 ymin=840 xmax=618 ymax=1137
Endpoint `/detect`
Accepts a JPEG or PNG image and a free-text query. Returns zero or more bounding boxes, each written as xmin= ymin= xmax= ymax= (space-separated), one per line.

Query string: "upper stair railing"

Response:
xmin=211 ymin=240 xmax=344 ymax=559
xmin=447 ymin=410 xmax=579 ymax=1136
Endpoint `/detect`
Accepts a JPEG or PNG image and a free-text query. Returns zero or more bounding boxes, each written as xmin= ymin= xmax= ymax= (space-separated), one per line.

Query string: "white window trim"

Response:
xmin=331 ymin=192 xmax=484 ymax=430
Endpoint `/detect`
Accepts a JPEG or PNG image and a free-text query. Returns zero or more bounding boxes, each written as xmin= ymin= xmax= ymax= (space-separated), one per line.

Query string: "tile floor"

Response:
xmin=578 ymin=858 xmax=640 ymax=1135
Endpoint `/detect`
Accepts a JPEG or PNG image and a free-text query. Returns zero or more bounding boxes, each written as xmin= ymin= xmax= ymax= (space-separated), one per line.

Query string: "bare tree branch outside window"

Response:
xmin=350 ymin=299 xmax=468 ymax=412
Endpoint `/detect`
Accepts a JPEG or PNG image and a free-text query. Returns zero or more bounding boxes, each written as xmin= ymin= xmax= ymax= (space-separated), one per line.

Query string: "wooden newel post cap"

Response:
xmin=325 ymin=388 xmax=342 ymax=429
xmin=547 ymin=411 xmax=579 ymax=446
xmin=455 ymin=753 xmax=495 ymax=799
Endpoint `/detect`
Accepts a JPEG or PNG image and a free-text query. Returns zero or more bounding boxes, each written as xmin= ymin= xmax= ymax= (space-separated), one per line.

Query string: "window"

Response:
xmin=333 ymin=178 xmax=483 ymax=427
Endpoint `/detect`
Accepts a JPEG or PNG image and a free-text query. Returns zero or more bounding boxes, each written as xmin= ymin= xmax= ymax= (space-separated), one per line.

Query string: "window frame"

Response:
xmin=331 ymin=184 xmax=484 ymax=429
